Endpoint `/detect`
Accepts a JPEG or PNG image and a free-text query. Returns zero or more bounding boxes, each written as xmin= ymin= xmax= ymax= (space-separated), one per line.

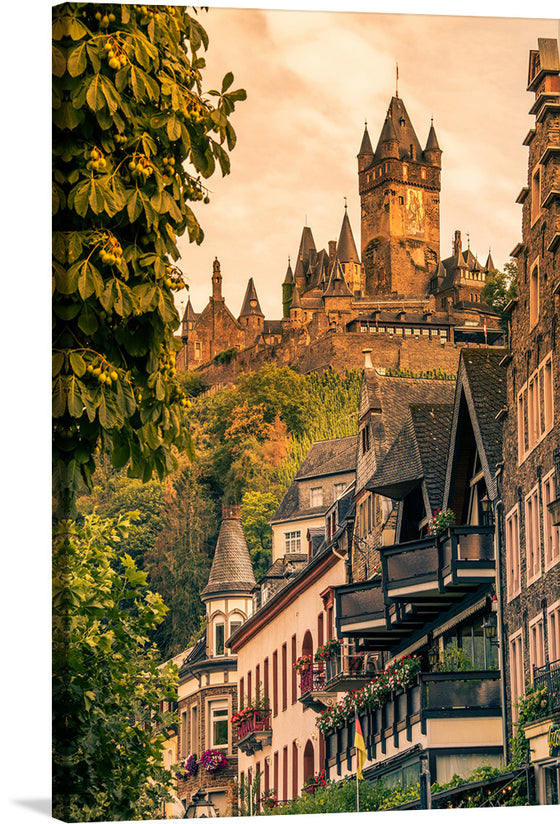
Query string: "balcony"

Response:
xmin=324 ymin=644 xmax=383 ymax=693
xmin=325 ymin=670 xmax=502 ymax=780
xmin=440 ymin=526 xmax=495 ymax=588
xmin=235 ymin=711 xmax=272 ymax=755
xmin=533 ymin=658 xmax=560 ymax=714
xmin=298 ymin=663 xmax=331 ymax=712
xmin=334 ymin=579 xmax=395 ymax=647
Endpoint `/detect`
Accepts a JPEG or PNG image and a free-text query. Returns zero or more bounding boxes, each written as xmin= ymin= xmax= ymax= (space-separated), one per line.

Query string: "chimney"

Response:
xmin=362 ymin=348 xmax=374 ymax=369
xmin=222 ymin=503 xmax=241 ymax=520
xmin=453 ymin=230 xmax=462 ymax=258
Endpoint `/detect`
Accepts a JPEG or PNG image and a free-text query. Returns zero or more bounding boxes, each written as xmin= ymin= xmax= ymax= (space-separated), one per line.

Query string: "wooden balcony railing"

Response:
xmin=324 ymin=646 xmax=382 ymax=692
xmin=325 ymin=670 xmax=502 ymax=776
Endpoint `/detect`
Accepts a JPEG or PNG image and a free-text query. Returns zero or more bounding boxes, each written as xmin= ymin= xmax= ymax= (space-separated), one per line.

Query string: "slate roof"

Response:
xmin=337 ymin=209 xmax=360 ymax=264
xmin=323 ymin=258 xmax=353 ymax=297
xmin=358 ymin=125 xmax=374 ymax=157
xmin=459 ymin=348 xmax=508 ymax=486
xmin=368 ymin=404 xmax=454 ymax=512
xmin=271 ymin=435 xmax=357 ymax=523
xmin=239 ymin=277 xmax=264 ymax=318
xmin=293 ymin=226 xmax=317 ymax=282
xmin=373 ymin=97 xmax=423 ymax=163
xmin=425 ymin=122 xmax=440 ymax=151
xmin=201 ymin=513 xmax=256 ymax=598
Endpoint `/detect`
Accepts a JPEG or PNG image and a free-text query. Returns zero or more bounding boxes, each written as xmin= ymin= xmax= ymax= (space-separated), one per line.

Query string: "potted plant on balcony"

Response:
xmin=200 ymin=748 xmax=228 ymax=774
xmin=303 ymin=769 xmax=327 ymax=794
xmin=314 ymin=638 xmax=341 ymax=662
xmin=260 ymin=788 xmax=278 ymax=809
xmin=427 ymin=508 xmax=455 ymax=536
xmin=293 ymin=654 xmax=313 ymax=672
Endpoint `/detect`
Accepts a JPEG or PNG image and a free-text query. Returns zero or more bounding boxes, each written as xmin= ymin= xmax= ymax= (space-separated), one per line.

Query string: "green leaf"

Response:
xmin=67 ymin=43 xmax=87 ymax=77
xmin=67 ymin=375 xmax=84 ymax=418
xmin=98 ymin=392 xmax=117 ymax=429
xmin=86 ymin=75 xmax=105 ymax=112
xmin=77 ymin=305 xmax=99 ymax=335
xmin=55 ymin=261 xmax=80 ymax=295
xmin=52 ymin=375 xmax=66 ymax=417
xmin=52 ymin=44 xmax=66 ymax=78
xmin=221 ymin=71 xmax=234 ymax=93
xmin=67 ymin=233 xmax=83 ymax=264
xmin=69 ymin=352 xmax=86 ymax=377
xmin=111 ymin=432 xmax=130 ymax=468
xmin=52 ymin=352 xmax=65 ymax=378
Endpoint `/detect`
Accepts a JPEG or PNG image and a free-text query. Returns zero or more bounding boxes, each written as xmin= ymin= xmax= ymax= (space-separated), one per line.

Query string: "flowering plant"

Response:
xmin=304 ymin=769 xmax=327 ymax=789
xmin=370 ymin=561 xmax=382 ymax=577
xmin=230 ymin=705 xmax=254 ymax=726
xmin=314 ymin=638 xmax=342 ymax=662
xmin=427 ymin=508 xmax=455 ymax=536
xmin=316 ymin=655 xmax=422 ymax=735
xmin=261 ymin=789 xmax=278 ymax=807
xmin=293 ymin=654 xmax=313 ymax=672
xmin=200 ymin=748 xmax=228 ymax=773
xmin=176 ymin=753 xmax=198 ymax=779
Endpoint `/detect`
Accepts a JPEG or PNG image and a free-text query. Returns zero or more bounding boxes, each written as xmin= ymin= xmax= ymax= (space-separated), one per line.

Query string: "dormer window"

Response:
xmin=361 ymin=423 xmax=371 ymax=453
xmin=215 ymin=622 xmax=225 ymax=656
xmin=310 ymin=486 xmax=323 ymax=507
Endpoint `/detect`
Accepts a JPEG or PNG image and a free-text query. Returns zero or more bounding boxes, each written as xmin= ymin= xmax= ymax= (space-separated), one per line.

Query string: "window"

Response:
xmin=518 ymin=352 xmax=554 ymax=462
xmin=509 ymin=630 xmax=524 ymax=723
xmin=210 ymin=700 xmax=228 ymax=748
xmin=361 ymin=422 xmax=370 ymax=453
xmin=529 ymin=613 xmax=545 ymax=674
xmin=291 ymin=635 xmax=297 ymax=704
xmin=530 ymin=259 xmax=539 ymax=328
xmin=543 ymin=469 xmax=560 ymax=570
xmin=215 ymin=622 xmax=225 ymax=656
xmin=281 ymin=643 xmax=287 ymax=711
xmin=531 ymin=165 xmax=541 ymax=224
xmin=230 ymin=618 xmax=242 ymax=641
xmin=525 ymin=484 xmax=541 ymax=585
xmin=181 ymin=710 xmax=188 ymax=757
xmin=548 ymin=599 xmax=560 ymax=662
xmin=505 ymin=505 xmax=521 ymax=600
xmin=194 ymin=341 xmax=202 ymax=360
xmin=272 ymin=651 xmax=278 ymax=716
xmin=334 ymin=482 xmax=346 ymax=499
xmin=284 ymin=531 xmax=301 ymax=553
xmin=310 ymin=486 xmax=323 ymax=507
xmin=190 ymin=704 xmax=198 ymax=753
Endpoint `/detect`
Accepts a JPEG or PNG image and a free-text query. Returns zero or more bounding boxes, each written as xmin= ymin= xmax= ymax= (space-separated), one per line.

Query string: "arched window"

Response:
xmin=303 ymin=740 xmax=315 ymax=786
xmin=302 ymin=629 xmax=313 ymax=659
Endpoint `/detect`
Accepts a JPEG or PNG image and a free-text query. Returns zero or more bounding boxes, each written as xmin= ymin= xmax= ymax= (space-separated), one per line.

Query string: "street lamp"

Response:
xmin=184 ymin=790 xmax=218 ymax=818
xmin=480 ymin=494 xmax=493 ymax=526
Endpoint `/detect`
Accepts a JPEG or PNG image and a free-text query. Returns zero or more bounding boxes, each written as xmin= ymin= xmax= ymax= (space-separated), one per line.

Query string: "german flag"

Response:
xmin=354 ymin=714 xmax=366 ymax=779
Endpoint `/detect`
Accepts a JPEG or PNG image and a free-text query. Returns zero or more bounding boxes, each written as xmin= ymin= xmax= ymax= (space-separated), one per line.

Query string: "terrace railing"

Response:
xmin=533 ymin=657 xmax=560 ymax=713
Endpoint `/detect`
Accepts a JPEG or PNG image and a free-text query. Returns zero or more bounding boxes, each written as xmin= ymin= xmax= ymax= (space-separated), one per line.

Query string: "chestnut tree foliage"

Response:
xmin=52 ymin=3 xmax=246 ymax=514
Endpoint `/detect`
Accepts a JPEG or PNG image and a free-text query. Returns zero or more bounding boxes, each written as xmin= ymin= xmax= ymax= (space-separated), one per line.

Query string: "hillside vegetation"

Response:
xmin=78 ymin=365 xmax=361 ymax=658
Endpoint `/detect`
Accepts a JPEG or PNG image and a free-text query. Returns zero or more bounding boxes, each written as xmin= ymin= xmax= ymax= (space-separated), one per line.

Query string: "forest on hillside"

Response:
xmin=77 ymin=365 xmax=361 ymax=659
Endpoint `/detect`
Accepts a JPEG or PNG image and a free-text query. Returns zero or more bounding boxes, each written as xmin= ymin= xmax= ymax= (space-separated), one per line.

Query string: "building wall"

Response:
xmin=235 ymin=554 xmax=346 ymax=802
xmin=499 ymin=41 xmax=560 ymax=749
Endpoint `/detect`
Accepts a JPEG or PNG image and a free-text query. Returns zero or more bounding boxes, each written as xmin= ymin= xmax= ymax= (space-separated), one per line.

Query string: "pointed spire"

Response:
xmin=485 ymin=249 xmax=495 ymax=272
xmin=239 ymin=277 xmax=264 ymax=318
xmin=201 ymin=504 xmax=256 ymax=600
xmin=324 ymin=257 xmax=353 ymax=297
xmin=358 ymin=123 xmax=374 ymax=157
xmin=337 ymin=207 xmax=360 ymax=264
xmin=293 ymin=225 xmax=316 ymax=284
xmin=283 ymin=258 xmax=294 ymax=285
xmin=181 ymin=296 xmax=196 ymax=325
xmin=290 ymin=284 xmax=303 ymax=309
xmin=425 ymin=121 xmax=440 ymax=152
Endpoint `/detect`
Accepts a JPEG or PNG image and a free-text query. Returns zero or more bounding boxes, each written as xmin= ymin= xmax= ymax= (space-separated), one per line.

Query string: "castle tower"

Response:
xmin=239 ymin=277 xmax=264 ymax=344
xmin=293 ymin=226 xmax=317 ymax=294
xmin=289 ymin=283 xmax=304 ymax=327
xmin=358 ymin=96 xmax=442 ymax=298
xmin=200 ymin=504 xmax=256 ymax=658
xmin=180 ymin=297 xmax=197 ymax=340
xmin=336 ymin=204 xmax=362 ymax=295
xmin=211 ymin=256 xmax=223 ymax=301
xmin=282 ymin=259 xmax=295 ymax=318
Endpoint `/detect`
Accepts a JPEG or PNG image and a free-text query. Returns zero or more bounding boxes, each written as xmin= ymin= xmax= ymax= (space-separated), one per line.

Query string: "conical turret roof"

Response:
xmin=201 ymin=506 xmax=256 ymax=599
xmin=324 ymin=257 xmax=353 ymax=297
xmin=379 ymin=113 xmax=398 ymax=145
xmin=425 ymin=122 xmax=440 ymax=152
xmin=239 ymin=277 xmax=264 ymax=318
xmin=485 ymin=251 xmax=495 ymax=272
xmin=283 ymin=259 xmax=294 ymax=285
xmin=181 ymin=297 xmax=197 ymax=324
xmin=290 ymin=285 xmax=303 ymax=310
xmin=337 ymin=209 xmax=360 ymax=264
xmin=293 ymin=226 xmax=316 ymax=282
xmin=358 ymin=124 xmax=374 ymax=156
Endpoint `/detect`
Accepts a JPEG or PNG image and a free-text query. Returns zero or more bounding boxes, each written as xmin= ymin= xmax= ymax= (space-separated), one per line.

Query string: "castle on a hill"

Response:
xmin=176 ymin=92 xmax=503 ymax=382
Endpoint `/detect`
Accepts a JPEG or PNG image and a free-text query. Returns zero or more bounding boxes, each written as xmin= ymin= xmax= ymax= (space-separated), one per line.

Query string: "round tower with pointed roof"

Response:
xmin=201 ymin=504 xmax=256 ymax=659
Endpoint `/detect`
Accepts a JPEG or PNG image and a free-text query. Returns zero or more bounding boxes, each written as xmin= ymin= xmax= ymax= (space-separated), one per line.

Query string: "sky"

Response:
xmin=172 ymin=4 xmax=560 ymax=325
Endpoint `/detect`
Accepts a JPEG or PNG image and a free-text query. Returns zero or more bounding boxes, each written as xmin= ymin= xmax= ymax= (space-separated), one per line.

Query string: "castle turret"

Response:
xmin=211 ymin=256 xmax=223 ymax=301
xmin=293 ymin=226 xmax=316 ymax=293
xmin=289 ymin=283 xmax=304 ymax=327
xmin=201 ymin=504 xmax=256 ymax=657
xmin=239 ymin=277 xmax=264 ymax=343
xmin=282 ymin=258 xmax=295 ymax=318
xmin=180 ymin=297 xmax=197 ymax=340
xmin=357 ymin=123 xmax=374 ymax=171
xmin=337 ymin=205 xmax=362 ymax=295
xmin=424 ymin=120 xmax=442 ymax=167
